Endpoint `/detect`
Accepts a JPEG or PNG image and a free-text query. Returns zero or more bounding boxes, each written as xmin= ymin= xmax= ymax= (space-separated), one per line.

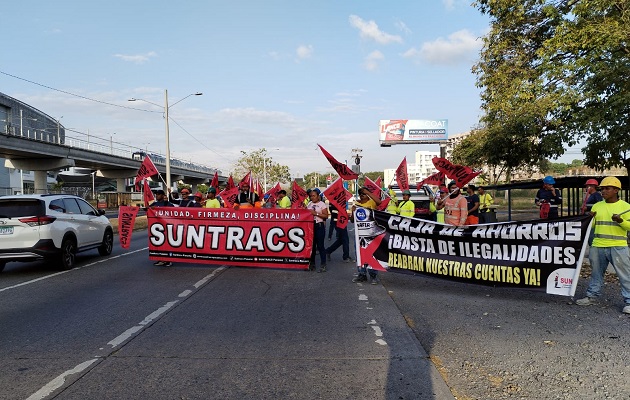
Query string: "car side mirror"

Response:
xmin=98 ymin=209 xmax=106 ymax=216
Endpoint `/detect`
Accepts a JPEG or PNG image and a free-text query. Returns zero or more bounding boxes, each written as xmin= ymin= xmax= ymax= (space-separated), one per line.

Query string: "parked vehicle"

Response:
xmin=389 ymin=184 xmax=435 ymax=219
xmin=0 ymin=194 xmax=113 ymax=272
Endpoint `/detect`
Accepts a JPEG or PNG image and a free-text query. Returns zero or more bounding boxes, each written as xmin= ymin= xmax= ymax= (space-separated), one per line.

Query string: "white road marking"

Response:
xmin=26 ymin=358 xmax=99 ymax=400
xmin=359 ymin=294 xmax=368 ymax=301
xmin=27 ymin=266 xmax=223 ymax=399
xmin=179 ymin=289 xmax=192 ymax=297
xmin=375 ymin=339 xmax=387 ymax=345
xmin=0 ymin=247 xmax=149 ymax=293
xmin=371 ymin=326 xmax=383 ymax=337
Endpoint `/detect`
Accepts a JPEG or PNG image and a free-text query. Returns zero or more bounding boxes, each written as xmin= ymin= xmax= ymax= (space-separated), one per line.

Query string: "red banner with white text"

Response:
xmin=147 ymin=208 xmax=314 ymax=269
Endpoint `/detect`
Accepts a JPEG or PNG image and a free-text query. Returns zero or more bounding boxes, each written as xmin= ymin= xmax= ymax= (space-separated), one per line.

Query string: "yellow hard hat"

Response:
xmin=599 ymin=176 xmax=622 ymax=189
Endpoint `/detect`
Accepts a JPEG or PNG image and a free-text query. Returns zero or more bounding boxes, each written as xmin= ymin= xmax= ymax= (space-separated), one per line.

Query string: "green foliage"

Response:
xmin=473 ymin=0 xmax=630 ymax=177
xmin=361 ymin=171 xmax=383 ymax=184
xmin=232 ymin=148 xmax=292 ymax=185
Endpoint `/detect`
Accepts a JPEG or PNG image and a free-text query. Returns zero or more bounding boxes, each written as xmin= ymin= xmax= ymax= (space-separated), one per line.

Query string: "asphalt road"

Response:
xmin=0 ymin=230 xmax=451 ymax=400
xmin=1 ymin=228 xmax=628 ymax=399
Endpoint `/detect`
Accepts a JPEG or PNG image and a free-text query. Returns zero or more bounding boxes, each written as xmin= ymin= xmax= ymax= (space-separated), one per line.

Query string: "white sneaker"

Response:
xmin=623 ymin=305 xmax=630 ymax=314
xmin=575 ymin=297 xmax=597 ymax=306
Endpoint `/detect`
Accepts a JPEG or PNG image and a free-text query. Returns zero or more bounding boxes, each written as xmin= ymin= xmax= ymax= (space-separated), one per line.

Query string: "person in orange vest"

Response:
xmin=234 ymin=183 xmax=260 ymax=209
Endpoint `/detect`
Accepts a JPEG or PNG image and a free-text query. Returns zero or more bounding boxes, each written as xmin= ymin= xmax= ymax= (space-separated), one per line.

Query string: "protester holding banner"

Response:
xmin=149 ymin=190 xmax=174 ymax=208
xmin=307 ymin=188 xmax=329 ymax=272
xmin=478 ymin=186 xmax=494 ymax=224
xmin=352 ymin=187 xmax=382 ymax=284
xmin=170 ymin=188 xmax=195 ymax=207
xmin=576 ymin=177 xmax=630 ymax=314
xmin=149 ymin=190 xmax=174 ymax=267
xmin=581 ymin=179 xmax=603 ymax=214
xmin=464 ymin=185 xmax=480 ymax=225
xmin=277 ymin=190 xmax=291 ymax=209
xmin=437 ymin=181 xmax=467 ymax=227
xmin=535 ymin=176 xmax=562 ymax=219
xmin=192 ymin=192 xmax=205 ymax=208
xmin=234 ymin=183 xmax=260 ymax=209
xmin=203 ymin=187 xmax=222 ymax=208
xmin=325 ymin=203 xmax=354 ymax=263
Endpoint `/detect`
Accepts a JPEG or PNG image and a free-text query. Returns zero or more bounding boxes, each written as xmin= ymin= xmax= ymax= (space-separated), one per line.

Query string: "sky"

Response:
xmin=2 ymin=0 xmax=500 ymax=179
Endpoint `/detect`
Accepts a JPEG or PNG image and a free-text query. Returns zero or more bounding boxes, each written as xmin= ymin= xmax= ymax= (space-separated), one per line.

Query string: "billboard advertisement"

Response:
xmin=379 ymin=119 xmax=448 ymax=145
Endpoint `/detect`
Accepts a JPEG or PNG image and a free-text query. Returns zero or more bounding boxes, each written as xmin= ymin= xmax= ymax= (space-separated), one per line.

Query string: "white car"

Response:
xmin=0 ymin=194 xmax=113 ymax=272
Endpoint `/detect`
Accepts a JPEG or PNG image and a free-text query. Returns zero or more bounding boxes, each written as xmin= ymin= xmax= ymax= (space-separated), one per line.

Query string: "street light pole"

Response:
xmin=164 ymin=89 xmax=171 ymax=190
xmin=128 ymin=90 xmax=202 ymax=192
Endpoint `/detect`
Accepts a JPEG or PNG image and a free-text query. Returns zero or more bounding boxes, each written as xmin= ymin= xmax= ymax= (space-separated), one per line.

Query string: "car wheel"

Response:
xmin=98 ymin=229 xmax=114 ymax=256
xmin=0 ymin=261 xmax=5 ymax=273
xmin=58 ymin=238 xmax=77 ymax=270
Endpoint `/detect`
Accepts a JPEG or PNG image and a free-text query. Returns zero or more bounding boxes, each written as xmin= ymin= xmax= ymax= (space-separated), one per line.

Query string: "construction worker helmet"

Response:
xmin=599 ymin=176 xmax=622 ymax=189
xmin=543 ymin=176 xmax=555 ymax=185
xmin=584 ymin=179 xmax=599 ymax=187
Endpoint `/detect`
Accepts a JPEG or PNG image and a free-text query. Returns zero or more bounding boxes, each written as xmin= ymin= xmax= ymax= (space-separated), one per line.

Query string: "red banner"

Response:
xmin=317 ymin=144 xmax=359 ymax=180
xmin=432 ymin=157 xmax=481 ymax=188
xmin=118 ymin=206 xmax=140 ymax=249
xmin=143 ymin=179 xmax=155 ymax=207
xmin=395 ymin=157 xmax=409 ymax=191
xmin=239 ymin=171 xmax=252 ymax=188
xmin=363 ymin=176 xmax=381 ymax=196
xmin=290 ymin=180 xmax=308 ymax=209
xmin=375 ymin=176 xmax=382 ymax=189
xmin=322 ymin=178 xmax=352 ymax=229
xmin=417 ymin=171 xmax=445 ymax=188
xmin=210 ymin=172 xmax=219 ymax=190
xmin=147 ymin=208 xmax=314 ymax=269
xmin=134 ymin=156 xmax=159 ymax=189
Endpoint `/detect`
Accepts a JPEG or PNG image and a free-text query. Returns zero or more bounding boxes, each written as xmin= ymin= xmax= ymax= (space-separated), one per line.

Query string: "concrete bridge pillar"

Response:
xmin=116 ymin=178 xmax=126 ymax=192
xmin=33 ymin=171 xmax=48 ymax=194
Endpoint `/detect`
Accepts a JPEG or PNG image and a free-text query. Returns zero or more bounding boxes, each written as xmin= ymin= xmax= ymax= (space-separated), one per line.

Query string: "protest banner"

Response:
xmin=354 ymin=208 xmax=592 ymax=296
xmin=143 ymin=179 xmax=154 ymax=207
xmin=290 ymin=180 xmax=308 ymax=209
xmin=147 ymin=207 xmax=314 ymax=269
xmin=322 ymin=178 xmax=352 ymax=229
xmin=118 ymin=206 xmax=140 ymax=249
xmin=395 ymin=157 xmax=409 ymax=191
xmin=432 ymin=157 xmax=481 ymax=188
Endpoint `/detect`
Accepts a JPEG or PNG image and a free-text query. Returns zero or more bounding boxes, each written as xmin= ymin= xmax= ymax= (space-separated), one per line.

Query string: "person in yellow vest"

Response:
xmin=575 ymin=177 xmax=630 ymax=314
xmin=385 ymin=186 xmax=398 ymax=214
xmin=277 ymin=190 xmax=291 ymax=209
xmin=396 ymin=190 xmax=415 ymax=217
xmin=203 ymin=187 xmax=222 ymax=208
xmin=477 ymin=186 xmax=494 ymax=224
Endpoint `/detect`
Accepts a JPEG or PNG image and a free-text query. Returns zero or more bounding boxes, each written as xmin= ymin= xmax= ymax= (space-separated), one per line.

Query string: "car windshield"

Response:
xmin=0 ymin=199 xmax=46 ymax=218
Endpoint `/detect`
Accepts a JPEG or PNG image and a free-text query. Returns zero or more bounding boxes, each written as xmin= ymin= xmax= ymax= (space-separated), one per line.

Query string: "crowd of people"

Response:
xmin=146 ymin=176 xmax=629 ymax=314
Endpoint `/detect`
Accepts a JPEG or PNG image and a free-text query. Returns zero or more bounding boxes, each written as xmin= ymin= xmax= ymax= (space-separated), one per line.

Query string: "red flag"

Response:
xmin=264 ymin=183 xmax=282 ymax=206
xmin=238 ymin=171 xmax=252 ymax=188
xmin=375 ymin=176 xmax=382 ymax=189
xmin=395 ymin=157 xmax=409 ymax=191
xmin=118 ymin=206 xmax=140 ymax=249
xmin=226 ymin=175 xmax=236 ymax=190
xmin=143 ymin=179 xmax=155 ymax=207
xmin=135 ymin=156 xmax=159 ymax=189
xmin=432 ymin=157 xmax=481 ymax=188
xmin=363 ymin=176 xmax=382 ymax=197
xmin=317 ymin=144 xmax=359 ymax=180
xmin=417 ymin=171 xmax=445 ymax=188
xmin=322 ymin=178 xmax=352 ymax=229
xmin=210 ymin=172 xmax=219 ymax=190
xmin=358 ymin=232 xmax=387 ymax=271
xmin=290 ymin=181 xmax=309 ymax=209
xmin=377 ymin=197 xmax=390 ymax=211
xmin=218 ymin=186 xmax=240 ymax=209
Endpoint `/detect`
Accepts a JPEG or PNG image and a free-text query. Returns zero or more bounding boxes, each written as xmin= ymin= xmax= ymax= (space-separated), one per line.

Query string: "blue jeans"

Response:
xmin=586 ymin=246 xmax=630 ymax=304
xmin=310 ymin=222 xmax=327 ymax=266
xmin=326 ymin=225 xmax=350 ymax=260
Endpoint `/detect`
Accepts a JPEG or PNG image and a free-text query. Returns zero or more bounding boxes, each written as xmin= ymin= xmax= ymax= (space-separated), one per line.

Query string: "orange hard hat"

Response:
xmin=194 ymin=191 xmax=204 ymax=199
xmin=584 ymin=179 xmax=599 ymax=187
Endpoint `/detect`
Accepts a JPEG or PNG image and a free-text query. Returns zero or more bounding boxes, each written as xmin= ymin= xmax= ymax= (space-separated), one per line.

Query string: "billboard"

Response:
xmin=379 ymin=119 xmax=448 ymax=146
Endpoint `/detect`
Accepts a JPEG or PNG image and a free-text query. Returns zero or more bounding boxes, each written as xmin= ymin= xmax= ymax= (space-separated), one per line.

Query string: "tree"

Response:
xmin=361 ymin=171 xmax=383 ymax=184
xmin=232 ymin=148 xmax=292 ymax=187
xmin=473 ymin=0 xmax=630 ymax=177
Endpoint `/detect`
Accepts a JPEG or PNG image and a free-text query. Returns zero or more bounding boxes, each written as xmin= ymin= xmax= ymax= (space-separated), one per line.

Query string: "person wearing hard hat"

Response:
xmin=396 ymin=190 xmax=415 ymax=217
xmin=576 ymin=177 xmax=630 ymax=314
xmin=535 ymin=176 xmax=562 ymax=219
xmin=581 ymin=179 xmax=603 ymax=214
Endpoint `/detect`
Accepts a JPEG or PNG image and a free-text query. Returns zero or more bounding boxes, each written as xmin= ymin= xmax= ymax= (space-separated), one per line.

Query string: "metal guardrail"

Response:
xmin=1 ymin=126 xmax=219 ymax=175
